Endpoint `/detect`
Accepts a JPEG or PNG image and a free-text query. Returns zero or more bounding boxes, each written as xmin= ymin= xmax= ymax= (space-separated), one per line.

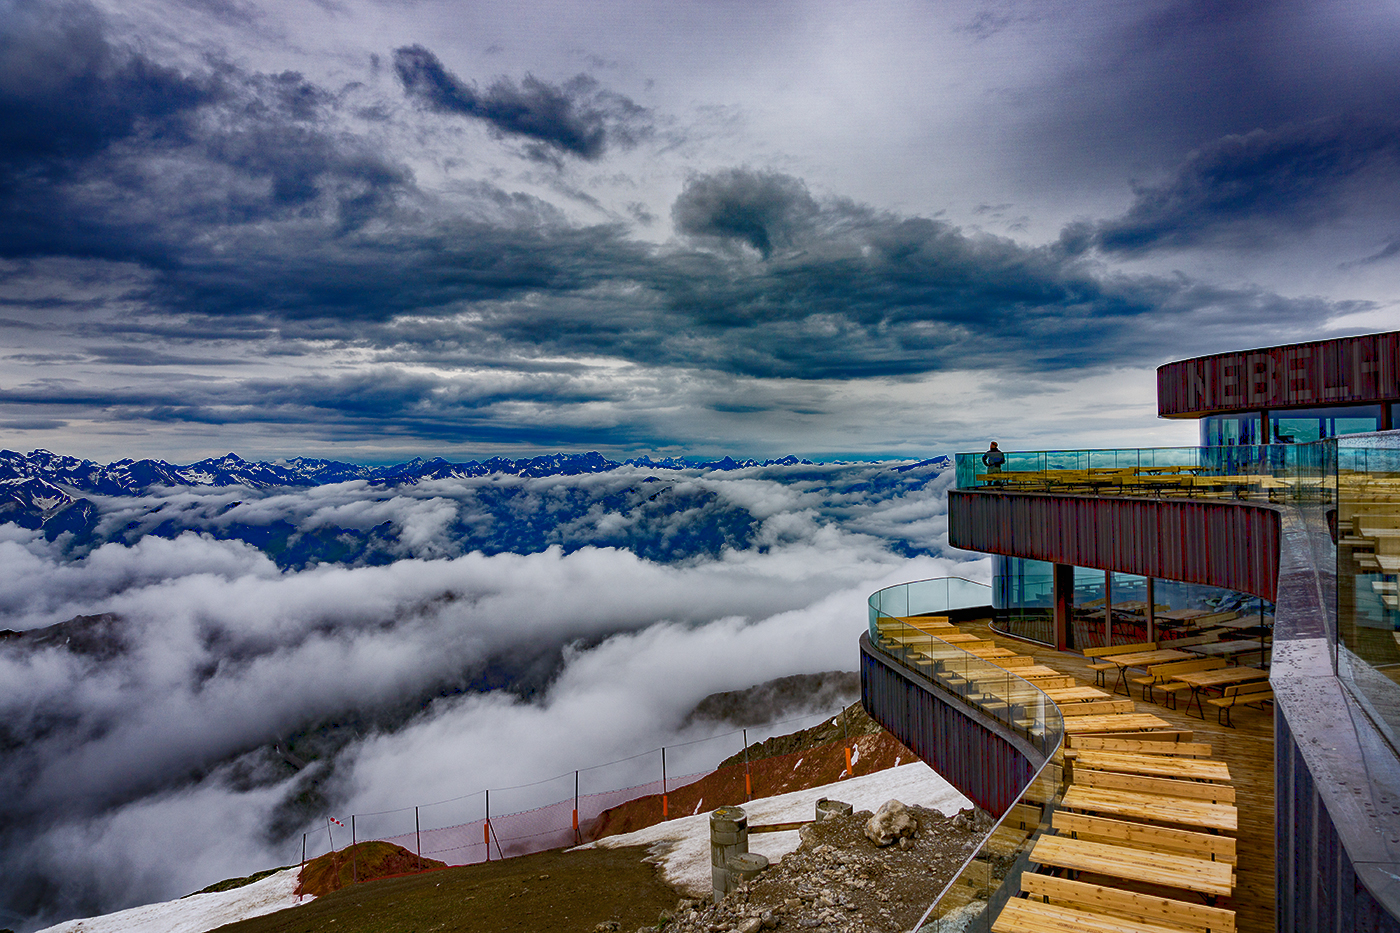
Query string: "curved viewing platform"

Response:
xmin=887 ymin=437 xmax=1400 ymax=931
xmin=860 ymin=577 xmax=1254 ymax=932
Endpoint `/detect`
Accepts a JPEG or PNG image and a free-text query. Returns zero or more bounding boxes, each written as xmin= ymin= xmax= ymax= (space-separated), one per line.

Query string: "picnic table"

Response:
xmin=1060 ymin=785 xmax=1238 ymax=831
xmin=1171 ymin=665 xmax=1269 ymax=718
xmin=1101 ymin=648 xmax=1193 ymax=695
xmin=1029 ymin=834 xmax=1234 ymax=897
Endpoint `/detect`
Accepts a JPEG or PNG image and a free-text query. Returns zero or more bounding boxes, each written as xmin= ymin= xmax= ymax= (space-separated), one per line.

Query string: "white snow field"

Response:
xmin=584 ymin=761 xmax=974 ymax=895
xmin=35 ymin=867 xmax=308 ymax=933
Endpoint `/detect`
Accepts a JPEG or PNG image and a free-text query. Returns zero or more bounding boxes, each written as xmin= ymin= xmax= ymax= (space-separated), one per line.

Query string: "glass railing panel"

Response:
xmin=867 ymin=576 xmax=1068 ymax=931
xmin=956 ymin=443 xmax=1329 ymax=502
xmin=911 ymin=683 xmax=1065 ymax=932
xmin=1336 ymin=434 xmax=1400 ymax=755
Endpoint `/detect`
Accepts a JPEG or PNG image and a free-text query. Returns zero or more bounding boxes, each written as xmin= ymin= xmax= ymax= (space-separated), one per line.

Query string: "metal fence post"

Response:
xmin=484 ymin=789 xmax=490 ymax=862
xmin=742 ymin=728 xmax=751 ymax=800
xmin=661 ymin=747 xmax=668 ymax=820
xmin=415 ymin=806 xmax=422 ymax=871
xmin=573 ymin=770 xmax=581 ymax=844
xmin=351 ymin=815 xmax=357 ymax=884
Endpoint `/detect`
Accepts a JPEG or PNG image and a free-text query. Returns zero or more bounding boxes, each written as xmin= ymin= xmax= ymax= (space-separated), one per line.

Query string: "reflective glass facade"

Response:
xmin=1201 ymin=411 xmax=1263 ymax=446
xmin=1201 ymin=405 xmax=1383 ymax=446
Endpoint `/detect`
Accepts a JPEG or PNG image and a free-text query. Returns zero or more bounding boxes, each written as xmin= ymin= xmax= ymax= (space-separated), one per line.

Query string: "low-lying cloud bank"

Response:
xmin=0 ymin=459 xmax=984 ymax=931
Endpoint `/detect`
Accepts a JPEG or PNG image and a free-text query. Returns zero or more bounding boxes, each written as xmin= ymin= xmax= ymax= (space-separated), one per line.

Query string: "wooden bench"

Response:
xmin=1207 ymin=680 xmax=1275 ymax=726
xmin=1070 ymin=749 xmax=1231 ymax=783
xmin=1059 ymin=698 xmax=1136 ymax=717
xmin=993 ymin=897 xmax=1182 ymax=933
xmin=1068 ymin=736 xmax=1212 ymax=757
xmin=1019 ymin=873 xmax=1236 ymax=932
xmin=1060 ymin=712 xmax=1173 ymax=735
xmin=1083 ymin=642 xmax=1156 ymax=687
xmin=1130 ymin=657 xmax=1226 ymax=706
xmin=1060 ymin=786 xmax=1237 ymax=832
xmin=988 ymin=655 xmax=1036 ymax=668
xmin=1074 ymin=768 xmax=1236 ymax=804
xmin=1053 ymin=810 xmax=1236 ymax=864
xmin=1028 ymin=834 xmax=1234 ymax=897
xmin=1080 ymin=728 xmax=1194 ymax=743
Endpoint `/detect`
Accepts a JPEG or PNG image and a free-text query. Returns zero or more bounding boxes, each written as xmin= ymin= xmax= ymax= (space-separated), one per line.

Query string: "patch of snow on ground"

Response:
xmin=584 ymin=761 xmax=973 ymax=896
xmin=35 ymin=867 xmax=308 ymax=933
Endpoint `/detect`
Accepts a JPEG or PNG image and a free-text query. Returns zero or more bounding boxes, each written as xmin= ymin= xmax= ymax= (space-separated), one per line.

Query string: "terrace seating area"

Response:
xmin=974 ymin=465 xmax=1311 ymax=500
xmin=873 ymin=614 xmax=1271 ymax=932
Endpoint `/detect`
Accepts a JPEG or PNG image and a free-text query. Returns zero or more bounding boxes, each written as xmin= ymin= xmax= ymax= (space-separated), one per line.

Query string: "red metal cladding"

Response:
xmin=1157 ymin=330 xmax=1400 ymax=418
xmin=948 ymin=490 xmax=1280 ymax=599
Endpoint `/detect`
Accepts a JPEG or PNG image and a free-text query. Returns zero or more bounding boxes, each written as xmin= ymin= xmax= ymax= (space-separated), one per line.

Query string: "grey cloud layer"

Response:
xmin=0 ymin=0 xmax=1394 ymax=453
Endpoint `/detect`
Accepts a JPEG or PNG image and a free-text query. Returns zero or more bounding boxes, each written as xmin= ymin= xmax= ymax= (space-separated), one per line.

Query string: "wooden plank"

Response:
xmin=1061 ymin=699 xmax=1137 ymax=717
xmin=1021 ymin=873 xmax=1236 ymax=932
xmin=1068 ymin=737 xmax=1212 ymax=757
xmin=1029 ymin=835 xmax=1234 ymax=897
xmin=1081 ymin=729 xmax=1194 ymax=743
xmin=1072 ymin=750 xmax=1231 ymax=783
xmin=993 ymin=897 xmax=1186 ymax=933
xmin=1044 ymin=686 xmax=1113 ymax=703
xmin=1074 ymin=768 xmax=1236 ymax=803
xmin=1061 ymin=712 xmax=1173 ymax=734
xmin=1061 ymin=786 xmax=1237 ymax=832
xmin=1052 ymin=811 xmax=1237 ymax=865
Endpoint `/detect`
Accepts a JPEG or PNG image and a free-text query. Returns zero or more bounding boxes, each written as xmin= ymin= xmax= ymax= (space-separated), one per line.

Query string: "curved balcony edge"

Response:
xmin=947 ymin=488 xmax=1281 ymax=600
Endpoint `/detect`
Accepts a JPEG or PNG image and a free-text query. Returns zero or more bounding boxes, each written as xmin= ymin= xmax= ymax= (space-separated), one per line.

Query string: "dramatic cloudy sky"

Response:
xmin=3 ymin=0 xmax=1400 ymax=462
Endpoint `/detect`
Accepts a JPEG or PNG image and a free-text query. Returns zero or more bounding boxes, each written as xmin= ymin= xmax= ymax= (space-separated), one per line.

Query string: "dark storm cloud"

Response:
xmin=1014 ymin=0 xmax=1400 ymax=194
xmin=0 ymin=0 xmax=412 ymax=266
xmin=1093 ymin=117 xmax=1400 ymax=254
xmin=0 ymin=0 xmax=211 ymax=172
xmin=672 ymin=169 xmax=820 ymax=258
xmin=393 ymin=44 xmax=650 ymax=162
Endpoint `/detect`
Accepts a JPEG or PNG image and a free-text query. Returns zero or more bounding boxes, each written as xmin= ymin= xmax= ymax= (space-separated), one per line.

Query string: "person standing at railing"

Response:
xmin=982 ymin=441 xmax=1005 ymax=486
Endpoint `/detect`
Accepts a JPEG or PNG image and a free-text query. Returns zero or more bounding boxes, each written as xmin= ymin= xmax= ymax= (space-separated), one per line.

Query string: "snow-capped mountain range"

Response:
xmin=0 ymin=448 xmax=952 ymax=567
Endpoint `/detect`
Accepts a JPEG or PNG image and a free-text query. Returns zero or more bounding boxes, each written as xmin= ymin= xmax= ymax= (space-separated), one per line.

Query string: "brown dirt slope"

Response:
xmin=296 ymin=841 xmax=447 ymax=897
xmin=590 ymin=722 xmax=919 ymax=839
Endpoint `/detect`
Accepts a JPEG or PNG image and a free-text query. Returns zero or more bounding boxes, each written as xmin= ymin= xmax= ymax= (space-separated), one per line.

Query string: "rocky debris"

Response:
xmin=640 ymin=804 xmax=990 ymax=933
xmin=863 ymin=799 xmax=917 ymax=847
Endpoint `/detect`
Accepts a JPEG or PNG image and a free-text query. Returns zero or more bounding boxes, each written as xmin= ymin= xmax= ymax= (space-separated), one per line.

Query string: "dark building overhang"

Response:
xmin=1157 ymin=331 xmax=1400 ymax=419
xmin=947 ymin=489 xmax=1280 ymax=600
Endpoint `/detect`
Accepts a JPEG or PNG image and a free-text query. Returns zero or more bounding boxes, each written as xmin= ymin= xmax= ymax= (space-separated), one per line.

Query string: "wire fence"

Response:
xmin=298 ymin=703 xmax=858 ymax=873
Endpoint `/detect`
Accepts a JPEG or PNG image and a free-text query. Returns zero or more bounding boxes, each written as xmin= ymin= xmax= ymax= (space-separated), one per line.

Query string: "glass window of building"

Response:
xmin=1201 ymin=412 xmax=1262 ymax=447
xmin=1269 ymin=404 xmax=1382 ymax=444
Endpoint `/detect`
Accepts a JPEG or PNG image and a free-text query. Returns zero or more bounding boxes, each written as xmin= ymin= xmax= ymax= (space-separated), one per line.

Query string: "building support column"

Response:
xmin=1053 ymin=563 xmax=1075 ymax=651
xmin=1104 ymin=569 xmax=1113 ymax=647
xmin=1146 ymin=577 xmax=1156 ymax=644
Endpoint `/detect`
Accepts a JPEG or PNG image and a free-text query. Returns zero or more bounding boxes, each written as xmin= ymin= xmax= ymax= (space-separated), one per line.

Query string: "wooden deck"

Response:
xmin=963 ymin=619 xmax=1276 ymax=933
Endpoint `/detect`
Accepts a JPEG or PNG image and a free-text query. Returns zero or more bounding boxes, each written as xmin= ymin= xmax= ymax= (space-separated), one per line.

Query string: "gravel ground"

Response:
xmin=639 ymin=805 xmax=994 ymax=933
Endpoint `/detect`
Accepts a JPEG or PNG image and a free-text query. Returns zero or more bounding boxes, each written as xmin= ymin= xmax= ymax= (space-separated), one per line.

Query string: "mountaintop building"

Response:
xmin=861 ymin=330 xmax=1400 ymax=932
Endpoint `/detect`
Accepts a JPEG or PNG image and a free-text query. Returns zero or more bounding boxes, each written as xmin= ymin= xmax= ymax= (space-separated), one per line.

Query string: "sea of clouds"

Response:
xmin=0 ymin=460 xmax=985 ymax=931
